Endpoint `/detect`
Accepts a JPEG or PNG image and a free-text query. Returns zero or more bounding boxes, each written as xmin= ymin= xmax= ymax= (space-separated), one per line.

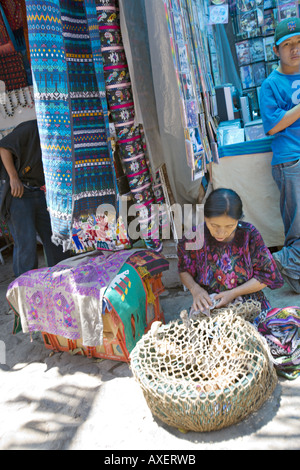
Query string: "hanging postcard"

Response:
xmin=262 ymin=9 xmax=277 ymax=35
xmin=176 ymin=43 xmax=190 ymax=72
xmin=169 ymin=0 xmax=181 ymax=13
xmin=235 ymin=40 xmax=251 ymax=65
xmin=264 ymin=36 xmax=276 ymax=61
xmin=252 ymin=62 xmax=266 ymax=86
xmin=184 ymin=128 xmax=196 ymax=169
xmin=189 ymin=127 xmax=204 ymax=155
xmin=266 ymin=60 xmax=279 ymax=75
xmin=192 ymin=152 xmax=205 ymax=181
xmin=278 ymin=1 xmax=299 ymax=21
xmin=237 ymin=0 xmax=256 ymax=11
xmin=171 ymin=11 xmax=185 ymax=43
xmin=240 ymin=64 xmax=255 ymax=88
xmin=185 ymin=99 xmax=199 ymax=127
xmin=237 ymin=0 xmax=259 ymax=33
xmin=255 ymin=0 xmax=265 ymax=25
xmin=180 ymin=72 xmax=195 ymax=100
xmin=208 ymin=4 xmax=229 ymax=24
xmin=249 ymin=37 xmax=265 ymax=62
xmin=263 ymin=0 xmax=275 ymax=8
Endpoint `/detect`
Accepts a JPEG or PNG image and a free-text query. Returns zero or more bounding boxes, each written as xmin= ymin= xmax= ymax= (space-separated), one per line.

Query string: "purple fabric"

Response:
xmin=7 ymin=249 xmax=138 ymax=346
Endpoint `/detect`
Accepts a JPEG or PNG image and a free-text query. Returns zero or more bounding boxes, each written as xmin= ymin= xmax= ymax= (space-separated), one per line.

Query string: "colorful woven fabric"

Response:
xmin=255 ymin=306 xmax=300 ymax=380
xmin=0 ymin=50 xmax=27 ymax=90
xmin=0 ymin=0 xmax=23 ymax=32
xmin=96 ymin=0 xmax=162 ymax=252
xmin=7 ymin=248 xmax=139 ymax=346
xmin=0 ymin=8 xmax=9 ymax=45
xmin=127 ymin=249 xmax=169 ymax=278
xmin=105 ymin=262 xmax=147 ymax=353
xmin=26 ymin=0 xmax=117 ymax=251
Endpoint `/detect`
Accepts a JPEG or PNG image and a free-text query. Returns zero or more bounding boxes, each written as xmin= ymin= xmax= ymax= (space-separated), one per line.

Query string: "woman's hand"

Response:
xmin=214 ymin=278 xmax=267 ymax=309
xmin=214 ymin=290 xmax=237 ymax=308
xmin=190 ymin=283 xmax=213 ymax=312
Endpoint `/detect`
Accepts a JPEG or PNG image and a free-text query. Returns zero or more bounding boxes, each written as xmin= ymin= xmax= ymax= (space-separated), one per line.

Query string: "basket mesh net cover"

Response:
xmin=130 ymin=302 xmax=277 ymax=432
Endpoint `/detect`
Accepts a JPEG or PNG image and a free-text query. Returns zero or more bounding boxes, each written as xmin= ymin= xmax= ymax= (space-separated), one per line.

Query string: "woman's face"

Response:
xmin=205 ymin=214 xmax=238 ymax=243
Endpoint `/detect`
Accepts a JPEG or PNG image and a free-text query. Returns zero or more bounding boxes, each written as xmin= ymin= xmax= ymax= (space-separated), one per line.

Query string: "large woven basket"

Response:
xmin=130 ymin=307 xmax=277 ymax=432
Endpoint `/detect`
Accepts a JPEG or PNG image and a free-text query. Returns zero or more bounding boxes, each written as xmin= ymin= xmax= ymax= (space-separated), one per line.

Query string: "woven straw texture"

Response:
xmin=130 ymin=303 xmax=277 ymax=432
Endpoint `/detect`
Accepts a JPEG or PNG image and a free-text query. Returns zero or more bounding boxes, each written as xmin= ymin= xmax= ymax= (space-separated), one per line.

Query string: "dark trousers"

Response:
xmin=7 ymin=187 xmax=68 ymax=277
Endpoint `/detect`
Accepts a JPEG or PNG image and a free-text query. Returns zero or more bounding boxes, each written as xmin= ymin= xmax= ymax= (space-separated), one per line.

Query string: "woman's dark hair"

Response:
xmin=204 ymin=188 xmax=243 ymax=220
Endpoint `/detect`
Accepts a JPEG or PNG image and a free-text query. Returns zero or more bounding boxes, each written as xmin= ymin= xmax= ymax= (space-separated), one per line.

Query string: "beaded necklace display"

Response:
xmin=0 ymin=86 xmax=34 ymax=119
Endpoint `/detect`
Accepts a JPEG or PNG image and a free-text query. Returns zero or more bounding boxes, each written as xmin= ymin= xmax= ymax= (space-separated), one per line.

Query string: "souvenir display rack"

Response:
xmin=163 ymin=0 xmax=219 ymax=182
xmin=165 ymin=0 xmax=300 ymax=158
xmin=230 ymin=0 xmax=283 ymax=120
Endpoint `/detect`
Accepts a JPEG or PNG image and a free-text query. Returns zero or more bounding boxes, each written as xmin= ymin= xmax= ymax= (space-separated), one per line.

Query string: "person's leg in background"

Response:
xmin=272 ymin=159 xmax=300 ymax=293
xmin=34 ymin=190 xmax=70 ymax=267
xmin=6 ymin=188 xmax=39 ymax=277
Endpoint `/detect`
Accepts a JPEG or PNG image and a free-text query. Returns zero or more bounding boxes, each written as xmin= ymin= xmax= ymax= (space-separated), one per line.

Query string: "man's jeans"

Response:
xmin=7 ymin=187 xmax=68 ymax=277
xmin=272 ymin=159 xmax=300 ymax=281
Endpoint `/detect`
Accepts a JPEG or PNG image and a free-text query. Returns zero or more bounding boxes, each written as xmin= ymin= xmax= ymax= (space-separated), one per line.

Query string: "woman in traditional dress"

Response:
xmin=178 ymin=188 xmax=284 ymax=312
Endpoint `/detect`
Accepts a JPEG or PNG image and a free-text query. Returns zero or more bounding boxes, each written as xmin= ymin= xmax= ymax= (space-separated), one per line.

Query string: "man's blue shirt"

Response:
xmin=260 ymin=69 xmax=300 ymax=165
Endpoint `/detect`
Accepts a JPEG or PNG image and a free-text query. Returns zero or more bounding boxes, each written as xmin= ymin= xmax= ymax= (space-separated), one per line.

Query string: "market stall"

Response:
xmin=0 ymin=0 xmax=295 ymax=362
xmin=155 ymin=0 xmax=286 ymax=249
xmin=0 ymin=0 xmax=172 ymax=359
xmin=1 ymin=0 xmax=289 ymax=253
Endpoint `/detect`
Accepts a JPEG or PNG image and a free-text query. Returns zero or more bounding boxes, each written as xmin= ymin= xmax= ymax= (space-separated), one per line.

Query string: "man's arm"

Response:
xmin=268 ymin=102 xmax=300 ymax=135
xmin=0 ymin=147 xmax=24 ymax=198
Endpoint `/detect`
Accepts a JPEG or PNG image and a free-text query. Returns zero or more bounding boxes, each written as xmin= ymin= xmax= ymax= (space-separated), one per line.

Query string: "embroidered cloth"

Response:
xmin=105 ymin=262 xmax=147 ymax=353
xmin=0 ymin=50 xmax=27 ymax=90
xmin=25 ymin=0 xmax=117 ymax=250
xmin=7 ymin=249 xmax=139 ymax=346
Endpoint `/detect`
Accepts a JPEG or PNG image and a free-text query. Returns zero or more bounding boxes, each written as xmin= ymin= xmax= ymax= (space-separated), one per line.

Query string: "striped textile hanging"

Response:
xmin=25 ymin=0 xmax=117 ymax=251
xmin=96 ymin=0 xmax=162 ymax=252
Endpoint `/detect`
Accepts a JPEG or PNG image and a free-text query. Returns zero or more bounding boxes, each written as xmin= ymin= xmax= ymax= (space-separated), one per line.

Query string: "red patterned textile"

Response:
xmin=0 ymin=50 xmax=27 ymax=90
xmin=0 ymin=10 xmax=9 ymax=45
xmin=0 ymin=0 xmax=23 ymax=32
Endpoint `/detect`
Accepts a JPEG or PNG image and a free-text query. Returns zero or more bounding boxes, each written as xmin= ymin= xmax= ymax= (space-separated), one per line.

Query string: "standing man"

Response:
xmin=260 ymin=17 xmax=300 ymax=294
xmin=0 ymin=119 xmax=69 ymax=277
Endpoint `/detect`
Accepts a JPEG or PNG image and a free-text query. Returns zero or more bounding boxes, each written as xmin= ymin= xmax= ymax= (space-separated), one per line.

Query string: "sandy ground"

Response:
xmin=0 ymin=244 xmax=299 ymax=451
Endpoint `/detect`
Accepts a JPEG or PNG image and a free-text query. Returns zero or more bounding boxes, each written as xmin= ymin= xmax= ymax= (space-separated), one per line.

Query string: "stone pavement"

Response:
xmin=0 ymin=245 xmax=299 ymax=451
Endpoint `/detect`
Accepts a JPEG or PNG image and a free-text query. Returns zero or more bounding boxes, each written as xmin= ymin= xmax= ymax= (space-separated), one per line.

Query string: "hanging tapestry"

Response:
xmin=0 ymin=0 xmax=23 ymax=36
xmin=0 ymin=7 xmax=10 ymax=46
xmin=25 ymin=0 xmax=118 ymax=251
xmin=0 ymin=50 xmax=27 ymax=90
xmin=96 ymin=0 xmax=163 ymax=252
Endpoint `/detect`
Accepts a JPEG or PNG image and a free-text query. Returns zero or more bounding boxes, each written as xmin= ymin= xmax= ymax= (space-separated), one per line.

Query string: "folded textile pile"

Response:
xmin=254 ymin=306 xmax=300 ymax=380
xmin=7 ymin=248 xmax=169 ymax=350
xmin=7 ymin=249 xmax=138 ymax=346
